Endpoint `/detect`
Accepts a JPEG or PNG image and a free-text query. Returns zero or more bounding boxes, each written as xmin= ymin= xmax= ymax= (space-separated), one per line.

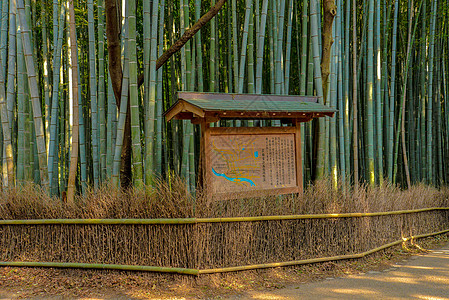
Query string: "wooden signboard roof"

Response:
xmin=164 ymin=92 xmax=335 ymax=123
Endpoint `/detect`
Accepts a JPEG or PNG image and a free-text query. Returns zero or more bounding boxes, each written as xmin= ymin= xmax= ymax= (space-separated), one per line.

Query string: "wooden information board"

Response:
xmin=203 ymin=126 xmax=302 ymax=200
xmin=165 ymin=92 xmax=335 ymax=200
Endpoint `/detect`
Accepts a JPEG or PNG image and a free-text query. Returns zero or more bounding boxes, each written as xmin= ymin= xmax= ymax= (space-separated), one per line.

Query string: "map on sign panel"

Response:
xmin=210 ymin=134 xmax=297 ymax=194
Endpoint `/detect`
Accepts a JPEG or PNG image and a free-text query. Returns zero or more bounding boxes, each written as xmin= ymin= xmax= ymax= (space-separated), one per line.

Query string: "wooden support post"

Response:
xmin=295 ymin=119 xmax=304 ymax=194
xmin=200 ymin=121 xmax=212 ymax=198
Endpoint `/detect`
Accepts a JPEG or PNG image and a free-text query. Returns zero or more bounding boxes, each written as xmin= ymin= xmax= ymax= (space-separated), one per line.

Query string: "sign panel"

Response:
xmin=208 ymin=133 xmax=298 ymax=196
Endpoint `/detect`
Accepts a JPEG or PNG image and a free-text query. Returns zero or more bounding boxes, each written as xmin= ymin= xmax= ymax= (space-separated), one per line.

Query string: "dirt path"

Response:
xmin=230 ymin=243 xmax=449 ymax=299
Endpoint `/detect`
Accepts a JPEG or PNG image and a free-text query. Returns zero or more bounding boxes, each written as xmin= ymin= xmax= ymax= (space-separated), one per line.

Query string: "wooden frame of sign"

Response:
xmin=200 ymin=120 xmax=303 ymax=200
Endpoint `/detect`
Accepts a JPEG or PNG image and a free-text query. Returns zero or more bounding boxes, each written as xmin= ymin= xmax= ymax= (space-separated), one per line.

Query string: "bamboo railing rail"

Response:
xmin=1 ymin=207 xmax=448 ymax=225
xmin=0 ymin=261 xmax=199 ymax=275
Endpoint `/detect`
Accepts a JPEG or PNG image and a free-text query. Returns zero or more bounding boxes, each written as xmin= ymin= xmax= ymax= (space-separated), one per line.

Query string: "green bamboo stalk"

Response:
xmin=444 ymin=57 xmax=449 ymax=182
xmin=67 ymin=0 xmax=80 ymax=204
xmin=48 ymin=3 xmax=65 ymax=195
xmin=227 ymin=3 xmax=233 ymax=93
xmin=310 ymin=0 xmax=325 ymax=179
xmin=387 ymin=0 xmax=399 ymax=182
xmin=238 ymin=0 xmax=253 ymax=93
xmin=87 ymin=0 xmax=99 ymax=188
xmin=184 ymin=0 xmax=192 ymax=90
xmin=145 ymin=0 xmax=159 ymax=184
xmin=128 ymin=0 xmax=144 ymax=187
xmin=53 ymin=0 xmax=58 ymax=53
xmin=0 ymin=0 xmax=15 ymax=186
xmin=188 ymin=43 xmax=195 ymax=192
xmin=194 ymin=0 xmax=203 ymax=92
xmin=232 ymin=0 xmax=238 ymax=92
xmin=316 ymin=0 xmax=322 ymax=54
xmin=366 ymin=0 xmax=375 ymax=186
xmin=143 ymin=0 xmax=151 ymax=130
xmin=7 ymin=0 xmax=15 ymax=140
xmin=180 ymin=0 xmax=187 ymax=173
xmin=58 ymin=74 xmax=64 ymax=191
xmin=66 ymin=0 xmax=73 ymax=191
xmin=381 ymin=0 xmax=392 ymax=182
xmin=435 ymin=37 xmax=443 ymax=184
xmin=215 ymin=4 xmax=221 ymax=94
xmin=284 ymin=0 xmax=293 ymax=94
xmin=375 ymin=0 xmax=383 ymax=184
xmin=299 ymin=0 xmax=308 ymax=96
xmin=0 ymin=0 xmax=8 ymax=78
xmin=427 ymin=0 xmax=437 ymax=185
xmin=407 ymin=40 xmax=415 ymax=182
xmin=210 ymin=0 xmax=216 ymax=92
xmin=166 ymin=4 xmax=177 ymax=170
xmin=255 ymin=0 xmax=268 ymax=94
xmin=296 ymin=1 xmax=306 ymax=182
xmin=269 ymin=1 xmax=275 ymax=94
xmin=32 ymin=125 xmax=40 ymax=184
xmin=329 ymin=22 xmax=338 ymax=189
xmin=306 ymin=35 xmax=314 ymax=183
xmin=41 ymin=0 xmax=50 ymax=154
xmin=17 ymin=0 xmax=48 ymax=188
xmin=155 ymin=0 xmax=165 ymax=177
xmin=182 ymin=123 xmax=192 ymax=187
xmin=106 ymin=74 xmax=115 ymax=179
xmin=336 ymin=0 xmax=346 ymax=186
xmin=352 ymin=0 xmax=359 ymax=186
xmin=24 ymin=74 xmax=32 ymax=182
xmin=420 ymin=0 xmax=427 ymax=182
xmin=17 ymin=27 xmax=25 ymax=184
xmin=98 ymin=0 xmax=106 ymax=181
xmin=24 ymin=0 xmax=35 ymax=72
xmin=77 ymin=45 xmax=87 ymax=195
xmin=254 ymin=0 xmax=259 ymax=53
xmin=275 ymin=0 xmax=285 ymax=94
xmin=247 ymin=0 xmax=255 ymax=95
xmin=112 ymin=62 xmax=129 ymax=186
xmin=307 ymin=36 xmax=314 ymax=94
xmin=191 ymin=32 xmax=197 ymax=90
xmin=180 ymin=0 xmax=191 ymax=183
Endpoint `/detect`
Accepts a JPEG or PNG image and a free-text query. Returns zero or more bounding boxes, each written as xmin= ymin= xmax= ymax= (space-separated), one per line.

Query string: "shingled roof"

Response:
xmin=164 ymin=92 xmax=335 ymax=123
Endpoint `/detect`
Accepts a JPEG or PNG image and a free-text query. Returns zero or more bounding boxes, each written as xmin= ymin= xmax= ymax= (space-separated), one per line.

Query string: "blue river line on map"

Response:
xmin=211 ymin=168 xmax=256 ymax=186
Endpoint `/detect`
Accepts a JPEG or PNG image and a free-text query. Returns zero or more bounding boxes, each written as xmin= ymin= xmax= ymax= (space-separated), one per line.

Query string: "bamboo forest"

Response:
xmin=1 ymin=0 xmax=449 ymax=199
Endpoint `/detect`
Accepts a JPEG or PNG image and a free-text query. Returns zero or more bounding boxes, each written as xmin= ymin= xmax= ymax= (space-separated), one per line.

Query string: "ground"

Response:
xmin=251 ymin=244 xmax=449 ymax=299
xmin=0 ymin=235 xmax=448 ymax=299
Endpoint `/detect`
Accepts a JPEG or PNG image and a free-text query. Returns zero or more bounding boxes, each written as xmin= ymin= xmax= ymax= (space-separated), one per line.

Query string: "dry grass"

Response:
xmin=0 ymin=178 xmax=195 ymax=220
xmin=196 ymin=180 xmax=449 ymax=217
xmin=0 ymin=179 xmax=448 ymax=272
xmin=1 ymin=179 xmax=447 ymax=219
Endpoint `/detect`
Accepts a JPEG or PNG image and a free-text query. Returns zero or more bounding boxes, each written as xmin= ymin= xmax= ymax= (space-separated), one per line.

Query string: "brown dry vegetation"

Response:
xmin=1 ymin=179 xmax=447 ymax=219
xmin=0 ymin=180 xmax=448 ymax=298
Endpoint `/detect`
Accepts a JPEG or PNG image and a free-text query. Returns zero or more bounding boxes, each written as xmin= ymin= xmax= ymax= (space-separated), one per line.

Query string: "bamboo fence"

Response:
xmin=1 ymin=207 xmax=448 ymax=275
